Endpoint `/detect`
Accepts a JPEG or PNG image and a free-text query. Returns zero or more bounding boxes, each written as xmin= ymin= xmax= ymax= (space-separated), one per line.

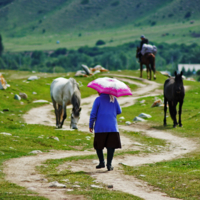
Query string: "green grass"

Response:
xmin=3 ymin=20 xmax=200 ymax=52
xmin=1 ymin=69 xmax=200 ymax=199
xmin=122 ymin=155 xmax=200 ymax=200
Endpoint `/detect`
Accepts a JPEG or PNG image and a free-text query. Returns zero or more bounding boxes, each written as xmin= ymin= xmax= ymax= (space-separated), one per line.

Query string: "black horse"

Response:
xmin=163 ymin=71 xmax=185 ymax=128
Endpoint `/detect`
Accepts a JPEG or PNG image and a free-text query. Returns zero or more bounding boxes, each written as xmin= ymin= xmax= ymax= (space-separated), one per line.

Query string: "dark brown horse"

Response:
xmin=136 ymin=47 xmax=156 ymax=80
xmin=163 ymin=71 xmax=185 ymax=128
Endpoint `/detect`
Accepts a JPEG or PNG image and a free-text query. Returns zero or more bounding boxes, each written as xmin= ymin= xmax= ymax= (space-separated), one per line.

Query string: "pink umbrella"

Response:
xmin=87 ymin=77 xmax=132 ymax=97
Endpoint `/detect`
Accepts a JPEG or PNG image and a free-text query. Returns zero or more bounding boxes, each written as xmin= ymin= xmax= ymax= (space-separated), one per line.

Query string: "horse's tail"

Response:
xmin=168 ymin=101 xmax=174 ymax=121
xmin=149 ymin=53 xmax=156 ymax=73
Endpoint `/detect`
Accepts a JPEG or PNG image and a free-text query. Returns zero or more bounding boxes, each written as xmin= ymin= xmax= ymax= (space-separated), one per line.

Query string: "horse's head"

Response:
xmin=136 ymin=46 xmax=140 ymax=58
xmin=174 ymin=71 xmax=184 ymax=94
xmin=70 ymin=107 xmax=81 ymax=129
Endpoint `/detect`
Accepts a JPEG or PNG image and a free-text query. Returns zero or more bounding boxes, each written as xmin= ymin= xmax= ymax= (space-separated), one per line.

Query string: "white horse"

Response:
xmin=50 ymin=77 xmax=81 ymax=129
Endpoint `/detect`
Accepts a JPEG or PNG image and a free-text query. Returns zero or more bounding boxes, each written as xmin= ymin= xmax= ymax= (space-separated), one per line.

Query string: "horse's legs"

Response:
xmin=173 ymin=101 xmax=178 ymax=128
xmin=146 ymin=65 xmax=149 ymax=79
xmin=163 ymin=97 xmax=167 ymax=126
xmin=178 ymin=100 xmax=183 ymax=127
xmin=140 ymin=63 xmax=143 ymax=78
xmin=152 ymin=60 xmax=156 ymax=80
xmin=149 ymin=65 xmax=152 ymax=80
xmin=168 ymin=101 xmax=175 ymax=127
xmin=59 ymin=103 xmax=66 ymax=128
xmin=58 ymin=104 xmax=62 ymax=127
xmin=52 ymin=97 xmax=59 ymax=128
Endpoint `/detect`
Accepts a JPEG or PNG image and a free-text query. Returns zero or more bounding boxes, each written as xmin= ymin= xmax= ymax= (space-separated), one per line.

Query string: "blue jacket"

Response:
xmin=89 ymin=93 xmax=122 ymax=133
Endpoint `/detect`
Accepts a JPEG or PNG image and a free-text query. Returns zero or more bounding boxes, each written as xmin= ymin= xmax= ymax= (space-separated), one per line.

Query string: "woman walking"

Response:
xmin=89 ymin=93 xmax=122 ymax=171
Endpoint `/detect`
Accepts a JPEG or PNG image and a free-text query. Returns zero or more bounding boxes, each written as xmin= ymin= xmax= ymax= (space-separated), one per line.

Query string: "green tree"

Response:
xmin=196 ymin=70 xmax=200 ymax=76
xmin=31 ymin=51 xmax=45 ymax=66
xmin=0 ymin=34 xmax=4 ymax=56
xmin=0 ymin=58 xmax=6 ymax=69
xmin=182 ymin=67 xmax=186 ymax=75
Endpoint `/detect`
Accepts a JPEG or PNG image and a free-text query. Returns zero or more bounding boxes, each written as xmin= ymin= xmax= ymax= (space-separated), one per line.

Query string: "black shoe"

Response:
xmin=96 ymin=163 xmax=105 ymax=169
xmin=107 ymin=166 xmax=114 ymax=171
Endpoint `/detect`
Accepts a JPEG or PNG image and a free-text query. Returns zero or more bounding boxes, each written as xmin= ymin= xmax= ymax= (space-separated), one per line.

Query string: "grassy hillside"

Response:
xmin=0 ymin=0 xmax=200 ymax=51
xmin=1 ymin=0 xmax=200 ymax=34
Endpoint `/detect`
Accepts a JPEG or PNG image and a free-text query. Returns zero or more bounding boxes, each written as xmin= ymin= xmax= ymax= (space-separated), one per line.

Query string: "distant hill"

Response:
xmin=0 ymin=0 xmax=199 ymax=36
xmin=0 ymin=0 xmax=200 ymax=52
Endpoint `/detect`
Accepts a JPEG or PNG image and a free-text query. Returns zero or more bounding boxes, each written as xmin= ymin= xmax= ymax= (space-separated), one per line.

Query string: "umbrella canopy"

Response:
xmin=87 ymin=77 xmax=132 ymax=97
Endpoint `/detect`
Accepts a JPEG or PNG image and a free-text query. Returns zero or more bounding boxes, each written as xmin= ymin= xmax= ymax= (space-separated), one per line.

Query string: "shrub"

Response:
xmin=151 ymin=21 xmax=156 ymax=26
xmin=96 ymin=40 xmax=106 ymax=46
xmin=81 ymin=0 xmax=89 ymax=5
xmin=50 ymin=48 xmax=67 ymax=57
xmin=184 ymin=11 xmax=191 ymax=19
xmin=0 ymin=34 xmax=3 ymax=56
xmin=0 ymin=58 xmax=6 ymax=69
xmin=111 ymin=1 xmax=119 ymax=6
xmin=196 ymin=70 xmax=200 ymax=76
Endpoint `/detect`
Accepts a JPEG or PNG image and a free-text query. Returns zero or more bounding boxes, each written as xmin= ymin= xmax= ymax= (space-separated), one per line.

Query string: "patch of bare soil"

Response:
xmin=3 ymin=75 xmax=197 ymax=200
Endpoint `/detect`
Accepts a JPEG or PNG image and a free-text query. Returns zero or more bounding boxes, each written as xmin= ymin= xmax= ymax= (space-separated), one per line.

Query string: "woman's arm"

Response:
xmin=89 ymin=98 xmax=99 ymax=129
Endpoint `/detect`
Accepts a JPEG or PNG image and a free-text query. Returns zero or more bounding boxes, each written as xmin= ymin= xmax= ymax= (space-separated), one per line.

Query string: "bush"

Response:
xmin=111 ymin=1 xmax=119 ymax=6
xmin=96 ymin=40 xmax=106 ymax=46
xmin=196 ymin=70 xmax=200 ymax=76
xmin=184 ymin=11 xmax=191 ymax=19
xmin=81 ymin=0 xmax=89 ymax=5
xmin=0 ymin=58 xmax=6 ymax=69
xmin=50 ymin=48 xmax=67 ymax=57
xmin=151 ymin=21 xmax=156 ymax=26
xmin=0 ymin=34 xmax=3 ymax=56
xmin=31 ymin=50 xmax=45 ymax=66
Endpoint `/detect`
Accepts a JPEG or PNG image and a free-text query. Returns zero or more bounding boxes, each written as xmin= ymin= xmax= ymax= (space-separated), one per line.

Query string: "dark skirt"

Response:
xmin=93 ymin=132 xmax=121 ymax=150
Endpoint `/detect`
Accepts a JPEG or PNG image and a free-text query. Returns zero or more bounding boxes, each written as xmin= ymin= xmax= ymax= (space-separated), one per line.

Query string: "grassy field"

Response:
xmin=0 ymin=69 xmax=200 ymax=199
xmin=3 ymin=20 xmax=200 ymax=52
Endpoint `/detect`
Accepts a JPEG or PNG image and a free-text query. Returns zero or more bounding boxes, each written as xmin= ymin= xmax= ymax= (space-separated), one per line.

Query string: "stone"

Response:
xmin=91 ymin=184 xmax=103 ymax=188
xmin=14 ymin=94 xmax=21 ymax=100
xmin=28 ymin=76 xmax=39 ymax=81
xmin=29 ymin=150 xmax=42 ymax=154
xmin=139 ymin=100 xmax=146 ymax=104
xmin=0 ymin=132 xmax=12 ymax=136
xmin=72 ymin=185 xmax=80 ymax=188
xmin=125 ymin=121 xmax=131 ymax=125
xmin=19 ymin=92 xmax=28 ymax=99
xmin=49 ymin=181 xmax=66 ymax=188
xmin=133 ymin=117 xmax=146 ymax=122
xmin=138 ymin=113 xmax=152 ymax=119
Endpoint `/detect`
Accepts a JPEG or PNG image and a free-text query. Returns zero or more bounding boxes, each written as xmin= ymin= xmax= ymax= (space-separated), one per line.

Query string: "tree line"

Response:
xmin=0 ymin=34 xmax=200 ymax=76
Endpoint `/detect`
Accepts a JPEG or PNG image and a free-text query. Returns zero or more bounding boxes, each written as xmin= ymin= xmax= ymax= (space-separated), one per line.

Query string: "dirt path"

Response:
xmin=4 ymin=76 xmax=197 ymax=200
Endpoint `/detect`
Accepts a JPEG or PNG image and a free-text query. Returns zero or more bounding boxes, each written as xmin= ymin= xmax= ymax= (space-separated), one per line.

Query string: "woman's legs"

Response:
xmin=106 ymin=147 xmax=115 ymax=171
xmin=96 ymin=149 xmax=105 ymax=168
